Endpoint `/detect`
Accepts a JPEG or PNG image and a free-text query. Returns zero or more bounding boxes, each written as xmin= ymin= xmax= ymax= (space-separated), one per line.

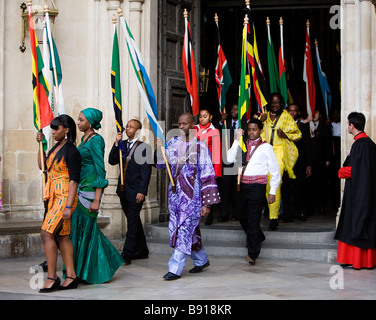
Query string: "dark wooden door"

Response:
xmin=157 ymin=0 xmax=199 ymax=214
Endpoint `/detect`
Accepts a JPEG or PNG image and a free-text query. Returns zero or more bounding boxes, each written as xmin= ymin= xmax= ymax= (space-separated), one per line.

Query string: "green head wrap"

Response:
xmin=81 ymin=108 xmax=103 ymax=130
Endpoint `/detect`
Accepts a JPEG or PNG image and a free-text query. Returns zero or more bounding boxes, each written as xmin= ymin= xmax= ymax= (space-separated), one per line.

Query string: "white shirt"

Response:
xmin=127 ymin=138 xmax=139 ymax=149
xmin=227 ymin=139 xmax=281 ymax=195
xmin=331 ymin=122 xmax=341 ymax=137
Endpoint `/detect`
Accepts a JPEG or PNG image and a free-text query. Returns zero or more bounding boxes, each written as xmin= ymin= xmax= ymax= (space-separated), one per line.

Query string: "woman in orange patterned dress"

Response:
xmin=36 ymin=115 xmax=82 ymax=292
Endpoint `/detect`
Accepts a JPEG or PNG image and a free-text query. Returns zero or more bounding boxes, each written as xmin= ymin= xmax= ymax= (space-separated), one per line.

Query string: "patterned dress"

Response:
xmin=156 ymin=136 xmax=221 ymax=255
xmin=41 ymin=150 xmax=80 ymax=236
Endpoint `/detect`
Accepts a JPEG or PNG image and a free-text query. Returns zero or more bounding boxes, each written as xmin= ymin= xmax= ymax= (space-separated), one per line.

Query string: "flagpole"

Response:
xmin=117 ymin=8 xmax=175 ymax=191
xmin=28 ymin=0 xmax=46 ymax=197
xmin=112 ymin=15 xmax=125 ymax=191
xmin=135 ymin=68 xmax=175 ymax=191
xmin=215 ymin=13 xmax=229 ymax=156
xmin=44 ymin=3 xmax=60 ymax=114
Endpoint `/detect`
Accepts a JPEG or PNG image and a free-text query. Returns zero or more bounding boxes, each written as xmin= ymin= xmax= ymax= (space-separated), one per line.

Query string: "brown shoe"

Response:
xmin=245 ymin=255 xmax=256 ymax=265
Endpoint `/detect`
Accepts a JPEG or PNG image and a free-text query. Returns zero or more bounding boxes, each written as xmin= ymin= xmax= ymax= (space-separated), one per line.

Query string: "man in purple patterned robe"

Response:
xmin=156 ymin=113 xmax=221 ymax=280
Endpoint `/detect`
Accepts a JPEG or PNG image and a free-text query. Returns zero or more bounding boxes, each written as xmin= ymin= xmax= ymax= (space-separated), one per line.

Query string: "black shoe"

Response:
xmin=133 ymin=253 xmax=149 ymax=260
xmin=268 ymin=219 xmax=279 ymax=231
xmin=205 ymin=214 xmax=214 ymax=226
xmin=39 ymin=277 xmax=61 ymax=293
xmin=163 ymin=272 xmax=181 ymax=281
xmin=123 ymin=258 xmax=131 ymax=265
xmin=218 ymin=217 xmax=229 ymax=222
xmin=59 ymin=276 xmax=79 ymax=290
xmin=188 ymin=261 xmax=210 ymax=273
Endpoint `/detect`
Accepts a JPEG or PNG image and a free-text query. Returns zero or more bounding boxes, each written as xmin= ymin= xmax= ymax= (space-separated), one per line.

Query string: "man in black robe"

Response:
xmin=335 ymin=112 xmax=376 ymax=269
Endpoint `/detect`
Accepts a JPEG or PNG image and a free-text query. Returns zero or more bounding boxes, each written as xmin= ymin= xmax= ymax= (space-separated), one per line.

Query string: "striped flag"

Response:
xmin=182 ymin=11 xmax=199 ymax=117
xmin=29 ymin=6 xmax=54 ymax=140
xmin=303 ymin=21 xmax=316 ymax=117
xmin=238 ymin=21 xmax=251 ymax=152
xmin=279 ymin=17 xmax=288 ymax=106
xmin=42 ymin=25 xmax=53 ymax=149
xmin=45 ymin=11 xmax=65 ymax=116
xmin=315 ymin=40 xmax=332 ymax=118
xmin=266 ymin=17 xmax=279 ymax=94
xmin=119 ymin=16 xmax=166 ymax=147
xmin=245 ymin=9 xmax=269 ymax=113
xmin=215 ymin=14 xmax=232 ymax=113
xmin=111 ymin=24 xmax=124 ymax=135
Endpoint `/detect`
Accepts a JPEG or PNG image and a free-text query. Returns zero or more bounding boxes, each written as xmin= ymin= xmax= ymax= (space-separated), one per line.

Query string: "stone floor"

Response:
xmin=0 ymin=252 xmax=375 ymax=302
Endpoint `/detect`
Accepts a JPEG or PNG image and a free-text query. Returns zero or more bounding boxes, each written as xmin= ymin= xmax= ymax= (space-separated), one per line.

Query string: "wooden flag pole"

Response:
xmin=28 ymin=0 xmax=47 ymax=198
xmin=136 ymin=69 xmax=175 ymax=190
xmin=117 ymin=7 xmax=175 ymax=191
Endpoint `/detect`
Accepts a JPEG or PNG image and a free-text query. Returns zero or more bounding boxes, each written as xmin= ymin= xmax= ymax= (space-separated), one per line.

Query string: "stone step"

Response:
xmin=141 ymin=221 xmax=338 ymax=263
xmin=145 ymin=222 xmax=337 ymax=245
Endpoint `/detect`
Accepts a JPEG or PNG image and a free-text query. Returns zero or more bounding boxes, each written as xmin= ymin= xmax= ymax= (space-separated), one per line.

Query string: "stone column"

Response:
xmin=126 ymin=0 xmax=160 ymax=226
xmin=100 ymin=0 xmax=125 ymax=239
xmin=339 ymin=0 xmax=375 ymax=223
xmin=0 ymin=0 xmax=4 ymax=218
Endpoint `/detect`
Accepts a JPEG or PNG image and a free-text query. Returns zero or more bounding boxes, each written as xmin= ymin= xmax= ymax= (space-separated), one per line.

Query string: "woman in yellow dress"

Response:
xmin=36 ymin=115 xmax=82 ymax=292
xmin=259 ymin=93 xmax=302 ymax=230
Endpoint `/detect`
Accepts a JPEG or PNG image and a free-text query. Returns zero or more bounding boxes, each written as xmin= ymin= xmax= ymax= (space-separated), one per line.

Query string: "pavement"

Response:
xmin=0 ymin=251 xmax=375 ymax=303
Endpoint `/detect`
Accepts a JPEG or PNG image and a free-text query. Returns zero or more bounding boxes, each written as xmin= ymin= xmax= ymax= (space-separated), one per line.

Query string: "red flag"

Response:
xmin=303 ymin=22 xmax=316 ymax=117
xmin=29 ymin=6 xmax=54 ymax=130
xmin=182 ymin=12 xmax=199 ymax=117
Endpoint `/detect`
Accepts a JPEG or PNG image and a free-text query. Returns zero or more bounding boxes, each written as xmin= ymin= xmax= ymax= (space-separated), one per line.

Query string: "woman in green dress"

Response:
xmin=69 ymin=108 xmax=123 ymax=284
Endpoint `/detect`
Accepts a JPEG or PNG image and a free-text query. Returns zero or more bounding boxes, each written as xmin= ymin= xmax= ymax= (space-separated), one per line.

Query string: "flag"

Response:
xmin=278 ymin=18 xmax=288 ymax=106
xmin=42 ymin=25 xmax=53 ymax=150
xmin=45 ymin=11 xmax=65 ymax=115
xmin=245 ymin=9 xmax=269 ymax=113
xmin=315 ymin=40 xmax=332 ymax=118
xmin=266 ymin=18 xmax=279 ymax=94
xmin=303 ymin=22 xmax=316 ymax=117
xmin=215 ymin=14 xmax=232 ymax=113
xmin=182 ymin=12 xmax=199 ymax=117
xmin=238 ymin=22 xmax=251 ymax=152
xmin=111 ymin=25 xmax=124 ymax=134
xmin=29 ymin=6 xmax=54 ymax=139
xmin=119 ymin=16 xmax=166 ymax=148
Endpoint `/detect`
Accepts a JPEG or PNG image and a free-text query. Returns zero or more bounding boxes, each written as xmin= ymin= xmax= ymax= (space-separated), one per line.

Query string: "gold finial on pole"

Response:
xmin=183 ymin=8 xmax=188 ymax=19
xmin=315 ymin=39 xmax=318 ymax=47
xmin=244 ymin=14 xmax=249 ymax=25
xmin=279 ymin=17 xmax=284 ymax=25
xmin=245 ymin=0 xmax=250 ymax=6
xmin=306 ymin=19 xmax=310 ymax=28
xmin=44 ymin=2 xmax=49 ymax=12
xmin=112 ymin=14 xmax=117 ymax=24
xmin=214 ymin=13 xmax=219 ymax=23
xmin=266 ymin=16 xmax=270 ymax=26
xmin=117 ymin=7 xmax=123 ymax=17
xmin=27 ymin=0 xmax=32 ymax=7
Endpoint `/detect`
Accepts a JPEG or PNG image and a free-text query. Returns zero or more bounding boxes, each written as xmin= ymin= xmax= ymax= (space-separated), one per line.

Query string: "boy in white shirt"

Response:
xmin=227 ymin=118 xmax=281 ymax=265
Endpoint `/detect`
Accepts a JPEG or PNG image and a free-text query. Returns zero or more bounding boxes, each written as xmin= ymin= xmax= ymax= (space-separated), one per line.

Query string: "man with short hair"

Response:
xmin=227 ymin=118 xmax=280 ymax=265
xmin=335 ymin=112 xmax=376 ymax=269
xmin=156 ymin=113 xmax=221 ymax=280
xmin=109 ymin=119 xmax=152 ymax=265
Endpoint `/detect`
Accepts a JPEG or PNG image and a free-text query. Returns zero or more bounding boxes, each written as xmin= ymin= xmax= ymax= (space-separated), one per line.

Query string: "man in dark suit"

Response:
xmin=282 ymin=104 xmax=312 ymax=221
xmin=309 ymin=109 xmax=332 ymax=214
xmin=109 ymin=119 xmax=152 ymax=265
xmin=215 ymin=104 xmax=247 ymax=222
